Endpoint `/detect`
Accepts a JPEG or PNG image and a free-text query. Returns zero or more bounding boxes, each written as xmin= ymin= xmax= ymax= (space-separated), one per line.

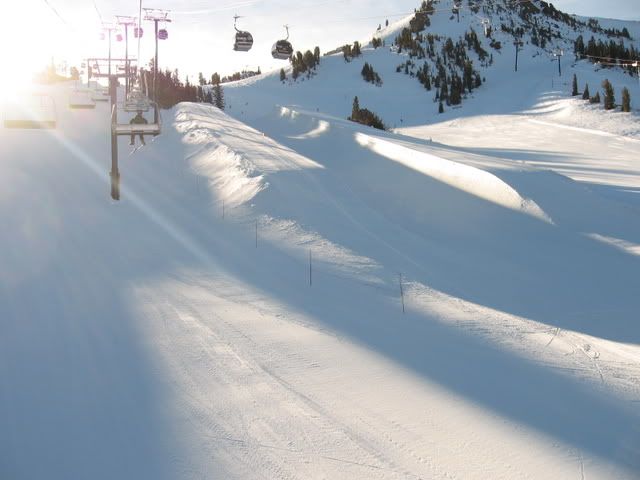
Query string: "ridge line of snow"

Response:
xmin=354 ymin=131 xmax=553 ymax=223
xmin=529 ymin=118 xmax=640 ymax=143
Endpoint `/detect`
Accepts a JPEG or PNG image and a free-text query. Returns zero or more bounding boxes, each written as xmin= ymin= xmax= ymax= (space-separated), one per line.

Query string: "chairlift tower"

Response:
xmin=514 ymin=38 xmax=524 ymax=72
xmin=101 ymin=22 xmax=118 ymax=79
xmin=481 ymin=18 xmax=491 ymax=37
xmin=552 ymin=48 xmax=564 ymax=77
xmin=453 ymin=1 xmax=462 ymax=23
xmin=143 ymin=7 xmax=171 ymax=124
xmin=116 ymin=15 xmax=138 ymax=96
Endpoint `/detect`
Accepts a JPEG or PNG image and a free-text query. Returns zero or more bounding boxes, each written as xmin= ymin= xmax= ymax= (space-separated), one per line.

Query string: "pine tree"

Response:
xmin=343 ymin=44 xmax=352 ymax=62
xmin=351 ymin=96 xmax=360 ymax=120
xmin=602 ymin=79 xmax=615 ymax=110
xmin=314 ymin=46 xmax=321 ymax=63
xmin=352 ymin=41 xmax=362 ymax=57
xmin=211 ymin=72 xmax=221 ymax=85
xmin=582 ymin=83 xmax=590 ymax=100
xmin=621 ymin=87 xmax=631 ymax=112
xmin=198 ymin=72 xmax=206 ymax=86
xmin=213 ymin=84 xmax=224 ymax=110
xmin=280 ymin=68 xmax=286 ymax=82
xmin=438 ymin=100 xmax=444 ymax=113
xmin=571 ymin=74 xmax=579 ymax=96
xmin=590 ymin=91 xmax=600 ymax=104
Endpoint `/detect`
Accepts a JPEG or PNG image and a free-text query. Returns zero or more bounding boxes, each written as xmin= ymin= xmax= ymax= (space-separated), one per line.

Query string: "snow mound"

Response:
xmin=355 ymin=132 xmax=553 ymax=223
xmin=270 ymin=106 xmax=552 ymax=223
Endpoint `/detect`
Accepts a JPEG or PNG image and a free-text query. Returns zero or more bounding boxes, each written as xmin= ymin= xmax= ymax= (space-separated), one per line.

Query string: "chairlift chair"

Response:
xmin=92 ymin=85 xmax=110 ymax=102
xmin=233 ymin=15 xmax=253 ymax=52
xmin=111 ymin=102 xmax=162 ymax=137
xmin=3 ymin=94 xmax=57 ymax=129
xmin=68 ymin=88 xmax=96 ymax=109
xmin=272 ymin=25 xmax=293 ymax=60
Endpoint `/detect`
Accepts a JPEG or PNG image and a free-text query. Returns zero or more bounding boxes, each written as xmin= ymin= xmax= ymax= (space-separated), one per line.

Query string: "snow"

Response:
xmin=3 ymin=3 xmax=640 ymax=479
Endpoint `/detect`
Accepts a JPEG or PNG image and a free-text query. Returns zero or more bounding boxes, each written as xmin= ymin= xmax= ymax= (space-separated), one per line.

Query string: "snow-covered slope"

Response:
xmin=2 ymin=75 xmax=640 ymax=479
xmin=3 ymin=1 xmax=640 ymax=478
xmin=223 ymin=0 xmax=639 ymax=134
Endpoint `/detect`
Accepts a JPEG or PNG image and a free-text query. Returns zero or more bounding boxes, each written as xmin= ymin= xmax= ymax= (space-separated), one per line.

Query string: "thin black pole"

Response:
xmin=124 ymin=24 xmax=129 ymax=95
xmin=108 ymin=29 xmax=112 ymax=79
xmin=109 ymin=75 xmax=120 ymax=201
xmin=154 ymin=19 xmax=159 ymax=125
xmin=399 ymin=273 xmax=405 ymax=314
xmin=557 ymin=56 xmax=561 ymax=76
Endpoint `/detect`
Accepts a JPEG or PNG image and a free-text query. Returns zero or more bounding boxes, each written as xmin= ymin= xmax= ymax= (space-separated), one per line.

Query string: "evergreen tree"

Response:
xmin=582 ymin=83 xmax=590 ymax=100
xmin=211 ymin=72 xmax=221 ymax=85
xmin=351 ymin=96 xmax=360 ymax=120
xmin=590 ymin=91 xmax=600 ymax=104
xmin=602 ymin=79 xmax=615 ymax=110
xmin=213 ymin=83 xmax=224 ymax=110
xmin=280 ymin=68 xmax=286 ymax=82
xmin=438 ymin=100 xmax=444 ymax=113
xmin=314 ymin=46 xmax=321 ymax=63
xmin=463 ymin=61 xmax=474 ymax=92
xmin=621 ymin=87 xmax=631 ymax=112
xmin=571 ymin=74 xmax=579 ymax=96
xmin=198 ymin=72 xmax=206 ymax=86
xmin=342 ymin=44 xmax=352 ymax=62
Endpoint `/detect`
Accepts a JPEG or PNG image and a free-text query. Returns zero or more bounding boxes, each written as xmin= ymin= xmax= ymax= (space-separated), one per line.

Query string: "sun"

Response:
xmin=0 ymin=4 xmax=92 ymax=98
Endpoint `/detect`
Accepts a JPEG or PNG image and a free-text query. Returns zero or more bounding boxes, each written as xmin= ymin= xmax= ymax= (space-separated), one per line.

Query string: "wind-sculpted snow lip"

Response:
xmin=354 ymin=131 xmax=554 ymax=224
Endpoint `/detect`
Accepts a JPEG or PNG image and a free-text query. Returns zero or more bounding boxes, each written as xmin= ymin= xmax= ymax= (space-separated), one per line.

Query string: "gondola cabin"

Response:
xmin=271 ymin=40 xmax=293 ymax=60
xmin=272 ymin=25 xmax=293 ymax=60
xmin=232 ymin=16 xmax=253 ymax=52
xmin=234 ymin=31 xmax=253 ymax=52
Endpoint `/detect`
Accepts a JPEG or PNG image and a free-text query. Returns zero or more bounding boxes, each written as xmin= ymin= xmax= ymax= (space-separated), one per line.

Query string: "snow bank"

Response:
xmin=355 ymin=131 xmax=553 ymax=223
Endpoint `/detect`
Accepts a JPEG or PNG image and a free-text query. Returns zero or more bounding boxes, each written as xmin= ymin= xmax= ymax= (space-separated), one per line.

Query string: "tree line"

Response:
xmin=572 ymin=73 xmax=632 ymax=112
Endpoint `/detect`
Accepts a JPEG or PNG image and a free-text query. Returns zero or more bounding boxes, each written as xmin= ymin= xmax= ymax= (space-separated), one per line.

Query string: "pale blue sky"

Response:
xmin=25 ymin=0 xmax=640 ymax=81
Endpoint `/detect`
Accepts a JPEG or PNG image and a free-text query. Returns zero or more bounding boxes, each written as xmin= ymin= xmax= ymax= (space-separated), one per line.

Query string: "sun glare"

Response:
xmin=0 ymin=3 xmax=94 ymax=99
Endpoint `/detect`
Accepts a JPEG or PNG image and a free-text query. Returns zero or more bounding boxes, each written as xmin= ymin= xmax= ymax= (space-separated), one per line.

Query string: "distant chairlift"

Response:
xmin=123 ymin=87 xmax=151 ymax=113
xmin=92 ymin=85 xmax=110 ymax=102
xmin=68 ymin=88 xmax=96 ymax=109
xmin=3 ymin=94 xmax=57 ymax=129
xmin=233 ymin=15 xmax=253 ymax=52
xmin=271 ymin=25 xmax=293 ymax=60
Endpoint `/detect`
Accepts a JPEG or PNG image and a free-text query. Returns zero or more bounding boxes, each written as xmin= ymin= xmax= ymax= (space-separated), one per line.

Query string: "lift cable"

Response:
xmin=42 ymin=0 xmax=72 ymax=27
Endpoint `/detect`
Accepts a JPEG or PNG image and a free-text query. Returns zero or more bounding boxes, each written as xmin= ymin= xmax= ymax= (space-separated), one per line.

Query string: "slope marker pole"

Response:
xmin=399 ymin=273 xmax=405 ymax=314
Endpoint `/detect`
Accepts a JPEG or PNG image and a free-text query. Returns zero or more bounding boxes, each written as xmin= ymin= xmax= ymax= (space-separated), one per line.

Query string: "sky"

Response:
xmin=5 ymin=0 xmax=639 ymax=86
